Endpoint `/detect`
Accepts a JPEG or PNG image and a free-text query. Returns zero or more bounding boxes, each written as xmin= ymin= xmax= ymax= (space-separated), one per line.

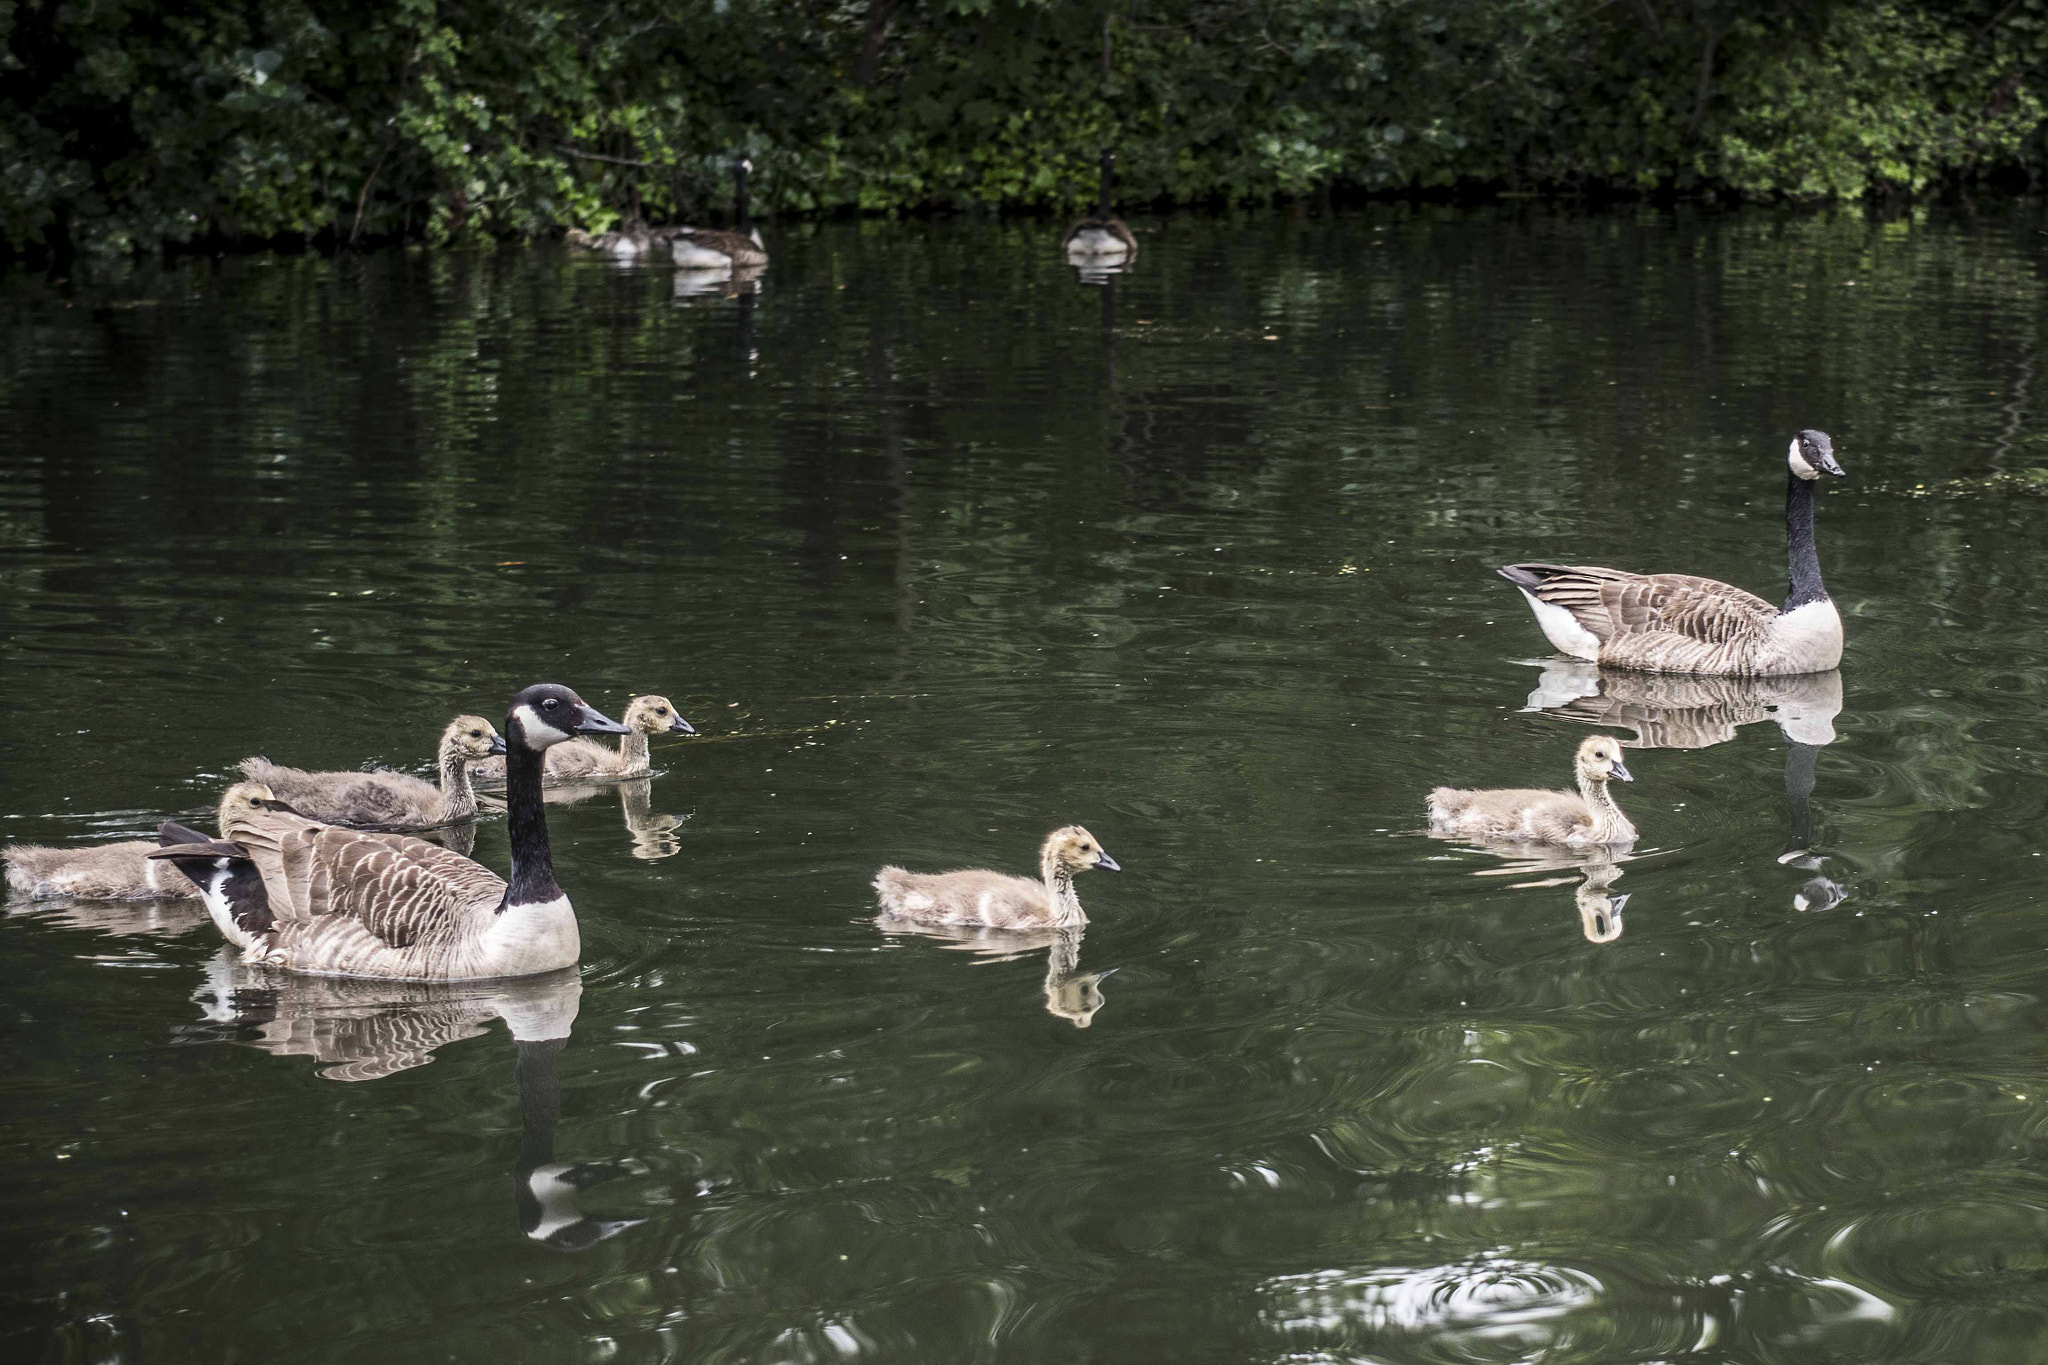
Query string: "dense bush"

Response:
xmin=5 ymin=0 xmax=2046 ymax=257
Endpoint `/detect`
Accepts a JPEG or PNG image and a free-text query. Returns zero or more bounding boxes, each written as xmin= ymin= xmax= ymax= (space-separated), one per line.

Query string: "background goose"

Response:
xmin=672 ymin=157 xmax=768 ymax=270
xmin=1499 ymin=429 xmax=1846 ymax=676
xmin=873 ymin=825 xmax=1120 ymax=930
xmin=238 ymin=715 xmax=506 ymax=831
xmin=1427 ymin=735 xmax=1638 ymax=846
xmin=1062 ymin=151 xmax=1138 ymax=262
xmin=473 ymin=694 xmax=693 ymax=787
xmin=150 ymin=684 xmax=628 ymax=980
xmin=5 ymin=783 xmax=278 ymax=901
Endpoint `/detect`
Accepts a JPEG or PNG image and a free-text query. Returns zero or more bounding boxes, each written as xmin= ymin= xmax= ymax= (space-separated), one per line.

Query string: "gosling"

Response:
xmin=873 ymin=825 xmax=1121 ymax=930
xmin=1427 ymin=735 xmax=1638 ymax=846
xmin=5 ymin=782 xmax=278 ymax=901
xmin=472 ymin=694 xmax=693 ymax=788
xmin=236 ymin=715 xmax=505 ymax=831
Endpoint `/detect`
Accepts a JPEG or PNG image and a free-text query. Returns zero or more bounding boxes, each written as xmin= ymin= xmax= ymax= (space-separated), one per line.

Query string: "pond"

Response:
xmin=5 ymin=201 xmax=2048 ymax=1363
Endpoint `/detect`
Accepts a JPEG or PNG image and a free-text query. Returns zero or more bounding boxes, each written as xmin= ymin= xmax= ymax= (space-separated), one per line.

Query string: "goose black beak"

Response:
xmin=668 ymin=715 xmax=696 ymax=735
xmin=574 ymin=704 xmax=631 ymax=736
xmin=1819 ymin=452 xmax=1845 ymax=477
xmin=1095 ymin=851 xmax=1122 ymax=872
xmin=1610 ymin=760 xmax=1634 ymax=782
xmin=487 ymin=734 xmax=509 ymax=756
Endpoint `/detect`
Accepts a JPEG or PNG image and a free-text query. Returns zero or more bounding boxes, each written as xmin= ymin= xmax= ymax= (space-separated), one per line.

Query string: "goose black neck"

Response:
xmin=502 ymin=730 xmax=562 ymax=908
xmin=734 ymin=162 xmax=751 ymax=232
xmin=1783 ymin=472 xmax=1828 ymax=611
xmin=1784 ymin=740 xmax=1819 ymax=851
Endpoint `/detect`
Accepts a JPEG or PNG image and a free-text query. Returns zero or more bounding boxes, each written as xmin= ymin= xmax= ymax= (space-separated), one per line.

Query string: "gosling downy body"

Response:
xmin=1500 ymin=430 xmax=1846 ymax=676
xmin=1062 ymin=151 xmax=1138 ymax=262
xmin=1428 ymin=736 xmax=1638 ymax=846
xmin=238 ymin=716 xmax=506 ymax=831
xmin=5 ymin=783 xmax=281 ymax=902
xmin=873 ymin=825 xmax=1120 ymax=930
xmin=473 ymin=694 xmax=693 ymax=788
xmin=672 ymin=157 xmax=769 ymax=270
xmin=150 ymin=685 xmax=629 ymax=980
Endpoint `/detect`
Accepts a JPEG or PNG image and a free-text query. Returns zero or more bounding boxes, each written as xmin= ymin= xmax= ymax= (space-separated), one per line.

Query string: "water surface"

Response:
xmin=6 ymin=203 xmax=2048 ymax=1363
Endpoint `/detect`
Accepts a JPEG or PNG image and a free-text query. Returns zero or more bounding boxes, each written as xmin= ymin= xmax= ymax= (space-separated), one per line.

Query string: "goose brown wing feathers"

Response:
xmin=1502 ymin=564 xmax=1776 ymax=643
xmin=223 ymin=812 xmax=504 ymax=947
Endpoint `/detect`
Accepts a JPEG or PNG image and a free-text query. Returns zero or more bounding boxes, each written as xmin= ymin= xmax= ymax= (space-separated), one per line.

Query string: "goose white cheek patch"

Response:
xmin=1787 ymin=438 xmax=1818 ymax=480
xmin=513 ymin=705 xmax=575 ymax=747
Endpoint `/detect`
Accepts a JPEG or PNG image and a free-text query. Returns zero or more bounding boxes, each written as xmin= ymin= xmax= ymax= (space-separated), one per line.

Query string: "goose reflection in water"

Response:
xmin=189 ymin=960 xmax=643 ymax=1249
xmin=1523 ymin=663 xmax=1847 ymax=910
xmin=876 ymin=920 xmax=1110 ymax=1027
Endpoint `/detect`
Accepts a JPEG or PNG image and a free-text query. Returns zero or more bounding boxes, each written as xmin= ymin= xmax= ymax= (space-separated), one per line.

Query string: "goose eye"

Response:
xmin=542 ymin=698 xmax=559 ymax=710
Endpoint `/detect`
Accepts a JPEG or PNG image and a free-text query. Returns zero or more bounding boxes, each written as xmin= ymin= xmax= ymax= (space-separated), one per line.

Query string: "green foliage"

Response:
xmin=7 ymin=0 xmax=2048 ymax=257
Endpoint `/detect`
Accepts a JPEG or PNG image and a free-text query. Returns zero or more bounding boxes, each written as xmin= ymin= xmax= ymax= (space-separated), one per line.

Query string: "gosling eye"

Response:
xmin=469 ymin=729 xmax=484 ymax=738
xmin=656 ymin=707 xmax=669 ymax=716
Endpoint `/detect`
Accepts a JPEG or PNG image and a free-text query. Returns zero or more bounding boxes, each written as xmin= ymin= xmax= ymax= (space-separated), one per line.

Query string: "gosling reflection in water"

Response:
xmin=1457 ymin=847 xmax=1634 ymax=944
xmin=482 ymin=777 xmax=689 ymax=860
xmin=877 ymin=922 xmax=1111 ymax=1027
xmin=189 ymin=960 xmax=642 ymax=1249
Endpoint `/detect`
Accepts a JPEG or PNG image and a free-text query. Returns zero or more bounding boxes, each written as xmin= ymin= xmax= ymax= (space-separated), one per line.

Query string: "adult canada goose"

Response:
xmin=873 ymin=825 xmax=1120 ymax=930
xmin=473 ymin=695 xmax=693 ymax=788
xmin=237 ymin=716 xmax=506 ymax=831
xmin=1499 ymin=429 xmax=1846 ymax=676
xmin=1062 ymin=151 xmax=1138 ymax=262
xmin=1427 ymin=735 xmax=1638 ymax=846
xmin=1523 ymin=663 xmax=1844 ymax=750
xmin=672 ymin=157 xmax=768 ymax=270
xmin=5 ymin=782 xmax=280 ymax=901
xmin=149 ymin=684 xmax=629 ymax=980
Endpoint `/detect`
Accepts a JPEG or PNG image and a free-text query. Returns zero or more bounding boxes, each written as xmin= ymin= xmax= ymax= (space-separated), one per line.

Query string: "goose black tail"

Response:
xmin=1497 ymin=562 xmax=1564 ymax=591
xmin=148 ymin=824 xmax=274 ymax=936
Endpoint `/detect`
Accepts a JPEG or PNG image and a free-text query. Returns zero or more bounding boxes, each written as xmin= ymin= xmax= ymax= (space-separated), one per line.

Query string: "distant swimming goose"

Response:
xmin=237 ymin=716 xmax=506 ymax=831
xmin=473 ymin=694 xmax=693 ymax=787
xmin=150 ymin=684 xmax=629 ymax=979
xmin=873 ymin=825 xmax=1121 ymax=930
xmin=1428 ymin=736 xmax=1638 ymax=846
xmin=5 ymin=783 xmax=278 ymax=902
xmin=672 ymin=157 xmax=768 ymax=270
xmin=1062 ymin=151 xmax=1138 ymax=262
xmin=1499 ymin=429 xmax=1846 ymax=676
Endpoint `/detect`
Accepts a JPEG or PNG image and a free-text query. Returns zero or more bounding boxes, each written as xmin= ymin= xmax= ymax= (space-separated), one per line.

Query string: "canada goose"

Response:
xmin=873 ymin=825 xmax=1121 ymax=930
xmin=672 ymin=157 xmax=768 ymax=270
xmin=149 ymin=684 xmax=629 ymax=979
xmin=473 ymin=694 xmax=693 ymax=788
xmin=237 ymin=716 xmax=506 ymax=831
xmin=5 ymin=782 xmax=281 ymax=902
xmin=1062 ymin=151 xmax=1138 ymax=262
xmin=1427 ymin=735 xmax=1638 ymax=846
xmin=1500 ymin=429 xmax=1846 ymax=676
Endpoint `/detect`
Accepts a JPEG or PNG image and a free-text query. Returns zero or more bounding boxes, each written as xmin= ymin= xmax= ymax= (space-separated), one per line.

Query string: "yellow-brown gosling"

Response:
xmin=237 ymin=715 xmax=505 ymax=830
xmin=873 ymin=825 xmax=1121 ymax=930
xmin=1427 ymin=736 xmax=1638 ymax=846
xmin=473 ymin=694 xmax=693 ymax=788
xmin=5 ymin=783 xmax=278 ymax=901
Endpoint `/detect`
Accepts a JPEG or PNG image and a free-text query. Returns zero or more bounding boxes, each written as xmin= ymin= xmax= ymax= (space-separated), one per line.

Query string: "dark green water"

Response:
xmin=6 ymin=204 xmax=2048 ymax=1363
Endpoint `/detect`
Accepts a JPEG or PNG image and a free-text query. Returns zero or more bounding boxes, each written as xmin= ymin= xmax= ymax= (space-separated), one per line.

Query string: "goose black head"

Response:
xmin=1788 ymin=429 xmax=1843 ymax=481
xmin=507 ymin=684 xmax=629 ymax=750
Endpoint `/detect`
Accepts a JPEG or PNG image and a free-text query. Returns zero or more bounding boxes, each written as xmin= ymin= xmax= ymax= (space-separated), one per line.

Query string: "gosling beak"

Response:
xmin=487 ymin=734 xmax=509 ymax=756
xmin=1610 ymin=759 xmax=1634 ymax=782
xmin=1095 ymin=851 xmax=1122 ymax=872
xmin=668 ymin=715 xmax=696 ymax=735
xmin=574 ymin=704 xmax=631 ymax=736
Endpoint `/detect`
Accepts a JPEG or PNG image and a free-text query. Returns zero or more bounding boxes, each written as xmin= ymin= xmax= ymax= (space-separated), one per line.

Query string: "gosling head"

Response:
xmin=215 ymin=781 xmax=277 ymax=829
xmin=1045 ymin=825 xmax=1121 ymax=873
xmin=1575 ymin=735 xmax=1633 ymax=785
xmin=508 ymin=684 xmax=629 ymax=750
xmin=622 ymin=694 xmax=696 ymax=736
xmin=441 ymin=715 xmax=508 ymax=762
xmin=1787 ymin=428 xmax=1843 ymax=481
